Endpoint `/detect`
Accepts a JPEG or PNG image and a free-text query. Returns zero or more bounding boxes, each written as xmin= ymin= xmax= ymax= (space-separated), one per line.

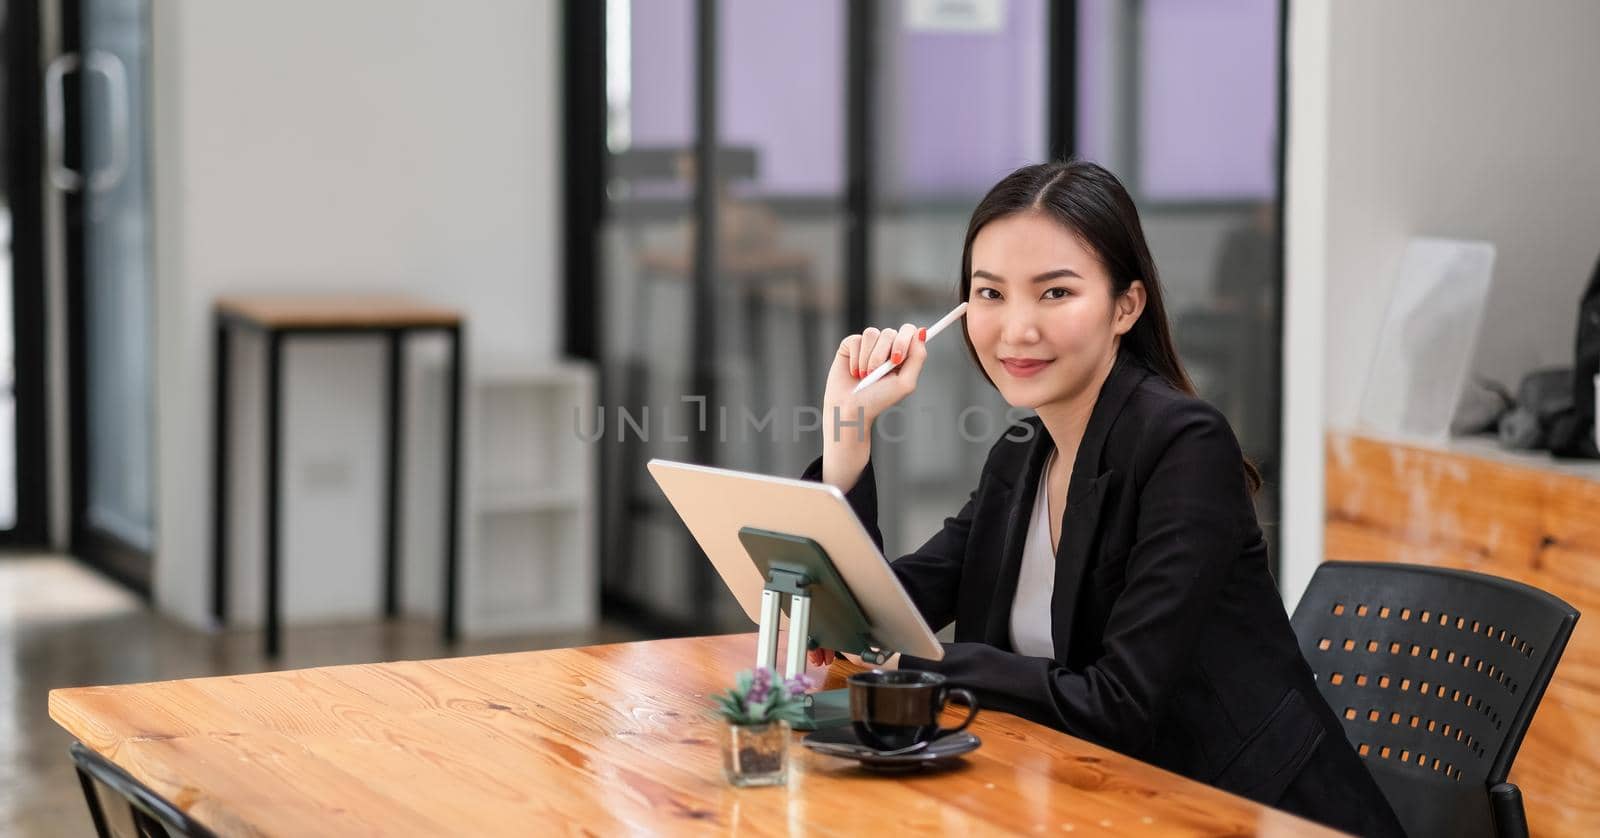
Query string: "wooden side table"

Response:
xmin=211 ymin=294 xmax=464 ymax=657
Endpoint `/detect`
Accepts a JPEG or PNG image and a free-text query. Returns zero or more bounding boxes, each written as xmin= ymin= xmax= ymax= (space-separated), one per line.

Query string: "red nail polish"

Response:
xmin=918 ymin=328 xmax=927 ymax=342
xmin=892 ymin=352 xmax=904 ymax=365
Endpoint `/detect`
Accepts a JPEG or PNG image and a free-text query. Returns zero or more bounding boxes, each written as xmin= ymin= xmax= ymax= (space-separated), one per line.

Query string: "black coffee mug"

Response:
xmin=847 ymin=670 xmax=979 ymax=752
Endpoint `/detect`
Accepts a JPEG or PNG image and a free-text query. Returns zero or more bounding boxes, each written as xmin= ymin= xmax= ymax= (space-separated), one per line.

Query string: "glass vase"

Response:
xmin=723 ymin=720 xmax=789 ymax=787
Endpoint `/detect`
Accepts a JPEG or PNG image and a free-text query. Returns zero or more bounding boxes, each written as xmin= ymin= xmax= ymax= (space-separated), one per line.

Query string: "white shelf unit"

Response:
xmin=462 ymin=359 xmax=597 ymax=637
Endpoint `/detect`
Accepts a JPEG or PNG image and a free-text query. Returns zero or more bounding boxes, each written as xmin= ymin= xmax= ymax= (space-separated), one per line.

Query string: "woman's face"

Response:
xmin=965 ymin=211 xmax=1141 ymax=410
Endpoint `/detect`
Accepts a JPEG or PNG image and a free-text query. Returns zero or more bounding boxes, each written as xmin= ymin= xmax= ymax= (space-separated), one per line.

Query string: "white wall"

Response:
xmin=1321 ymin=0 xmax=1600 ymax=427
xmin=1281 ymin=0 xmax=1600 ymax=604
xmin=150 ymin=0 xmax=560 ymax=627
xmin=1279 ymin=0 xmax=1332 ymax=609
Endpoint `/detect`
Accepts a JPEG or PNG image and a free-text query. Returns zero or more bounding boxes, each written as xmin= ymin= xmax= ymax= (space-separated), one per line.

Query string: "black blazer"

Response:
xmin=802 ymin=356 xmax=1403 ymax=837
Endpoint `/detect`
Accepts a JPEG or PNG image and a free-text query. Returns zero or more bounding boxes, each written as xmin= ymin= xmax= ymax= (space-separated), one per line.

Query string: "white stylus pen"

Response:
xmin=852 ymin=302 xmax=969 ymax=394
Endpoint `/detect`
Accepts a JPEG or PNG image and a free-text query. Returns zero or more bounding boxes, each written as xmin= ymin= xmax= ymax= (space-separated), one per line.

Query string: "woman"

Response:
xmin=801 ymin=162 xmax=1402 ymax=836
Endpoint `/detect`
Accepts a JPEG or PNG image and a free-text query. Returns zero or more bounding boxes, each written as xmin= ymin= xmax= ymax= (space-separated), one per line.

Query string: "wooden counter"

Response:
xmin=1326 ymin=432 xmax=1600 ymax=835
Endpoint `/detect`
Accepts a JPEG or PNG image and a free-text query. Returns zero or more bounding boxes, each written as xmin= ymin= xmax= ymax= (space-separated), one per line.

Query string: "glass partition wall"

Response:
xmin=594 ymin=0 xmax=851 ymax=631
xmin=61 ymin=0 xmax=157 ymax=587
xmin=867 ymin=0 xmax=1048 ymax=559
xmin=1078 ymin=0 xmax=1286 ymax=551
xmin=575 ymin=0 xmax=1285 ymax=634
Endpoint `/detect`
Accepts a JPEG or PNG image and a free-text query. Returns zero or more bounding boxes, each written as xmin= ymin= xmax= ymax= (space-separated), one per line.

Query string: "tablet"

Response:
xmin=646 ymin=458 xmax=944 ymax=661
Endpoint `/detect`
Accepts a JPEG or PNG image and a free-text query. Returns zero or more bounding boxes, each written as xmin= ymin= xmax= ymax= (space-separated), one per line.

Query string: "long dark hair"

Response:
xmin=958 ymin=160 xmax=1262 ymax=492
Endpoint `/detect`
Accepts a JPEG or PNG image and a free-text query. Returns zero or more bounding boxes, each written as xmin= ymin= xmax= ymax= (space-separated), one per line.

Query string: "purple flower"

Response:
xmin=747 ymin=667 xmax=775 ymax=704
xmin=785 ymin=673 xmax=814 ymax=695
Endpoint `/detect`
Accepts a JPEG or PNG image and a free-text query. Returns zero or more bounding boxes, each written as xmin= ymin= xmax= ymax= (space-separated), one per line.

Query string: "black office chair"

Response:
xmin=70 ymin=742 xmax=218 ymax=838
xmin=1291 ymin=561 xmax=1579 ymax=838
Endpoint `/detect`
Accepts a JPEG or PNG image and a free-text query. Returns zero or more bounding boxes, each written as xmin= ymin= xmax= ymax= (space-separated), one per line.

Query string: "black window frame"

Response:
xmin=2 ymin=0 xmax=52 ymax=549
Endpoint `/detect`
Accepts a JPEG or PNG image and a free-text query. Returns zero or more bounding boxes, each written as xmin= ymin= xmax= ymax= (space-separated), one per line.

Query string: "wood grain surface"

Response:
xmin=216 ymin=294 xmax=461 ymax=329
xmin=1326 ymin=432 xmax=1600 ymax=836
xmin=51 ymin=634 xmax=1340 ymax=836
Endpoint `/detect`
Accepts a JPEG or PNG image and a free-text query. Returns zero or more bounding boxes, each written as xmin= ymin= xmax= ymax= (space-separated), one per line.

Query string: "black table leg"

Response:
xmin=264 ymin=329 xmax=284 ymax=659
xmin=383 ymin=329 xmax=406 ymax=617
xmin=73 ymin=765 xmax=112 ymax=838
xmin=442 ymin=324 xmax=463 ymax=643
xmin=212 ymin=316 xmax=231 ymax=625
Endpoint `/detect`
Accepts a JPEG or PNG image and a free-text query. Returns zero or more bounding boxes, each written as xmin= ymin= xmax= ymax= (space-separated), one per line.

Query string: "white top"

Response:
xmin=1009 ymin=448 xmax=1058 ymax=659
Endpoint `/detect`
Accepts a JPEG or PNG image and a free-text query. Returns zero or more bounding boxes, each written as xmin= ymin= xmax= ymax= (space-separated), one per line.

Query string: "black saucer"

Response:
xmin=801 ymin=726 xmax=980 ymax=771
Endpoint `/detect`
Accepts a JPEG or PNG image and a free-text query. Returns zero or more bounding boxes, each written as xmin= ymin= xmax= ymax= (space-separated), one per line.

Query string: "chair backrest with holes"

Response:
xmin=1291 ymin=561 xmax=1578 ymax=838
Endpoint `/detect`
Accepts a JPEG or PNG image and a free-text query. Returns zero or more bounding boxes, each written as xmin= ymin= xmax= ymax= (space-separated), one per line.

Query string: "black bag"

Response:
xmin=1549 ymin=253 xmax=1600 ymax=458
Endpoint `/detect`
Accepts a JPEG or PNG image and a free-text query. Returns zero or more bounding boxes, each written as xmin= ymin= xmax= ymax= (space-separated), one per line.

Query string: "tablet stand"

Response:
xmin=739 ymin=526 xmax=891 ymax=730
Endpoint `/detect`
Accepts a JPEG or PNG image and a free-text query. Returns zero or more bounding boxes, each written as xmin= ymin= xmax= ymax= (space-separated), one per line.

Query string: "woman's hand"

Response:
xmin=807 ymin=648 xmax=837 ymax=668
xmin=823 ymin=322 xmax=930 ymax=435
xmin=820 ymin=323 xmax=928 ymax=491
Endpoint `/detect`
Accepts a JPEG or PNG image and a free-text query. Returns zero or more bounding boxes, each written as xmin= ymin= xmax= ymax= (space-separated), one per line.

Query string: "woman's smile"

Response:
xmin=999 ymin=357 xmax=1054 ymax=378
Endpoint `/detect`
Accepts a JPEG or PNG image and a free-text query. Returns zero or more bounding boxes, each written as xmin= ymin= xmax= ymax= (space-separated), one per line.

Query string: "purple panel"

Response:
xmin=892 ymin=0 xmax=1048 ymax=198
xmin=1074 ymin=0 xmax=1114 ymax=166
xmin=1140 ymin=0 xmax=1279 ymax=199
xmin=629 ymin=0 xmax=694 ymax=147
xmin=720 ymin=0 xmax=845 ymax=195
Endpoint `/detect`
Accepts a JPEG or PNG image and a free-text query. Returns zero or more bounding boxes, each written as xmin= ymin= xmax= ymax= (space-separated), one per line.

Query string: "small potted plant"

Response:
xmin=711 ymin=667 xmax=811 ymax=786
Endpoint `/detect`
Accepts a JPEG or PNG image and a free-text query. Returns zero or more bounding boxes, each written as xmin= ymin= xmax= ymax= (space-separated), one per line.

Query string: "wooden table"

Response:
xmin=212 ymin=294 xmax=464 ymax=658
xmin=50 ymin=635 xmax=1340 ymax=836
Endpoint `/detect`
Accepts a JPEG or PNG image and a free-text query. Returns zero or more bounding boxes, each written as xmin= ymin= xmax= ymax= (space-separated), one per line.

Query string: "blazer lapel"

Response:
xmin=982 ymin=425 xmax=1051 ymax=649
xmin=1049 ymin=353 xmax=1149 ymax=659
xmin=1048 ymin=472 xmax=1113 ymax=658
